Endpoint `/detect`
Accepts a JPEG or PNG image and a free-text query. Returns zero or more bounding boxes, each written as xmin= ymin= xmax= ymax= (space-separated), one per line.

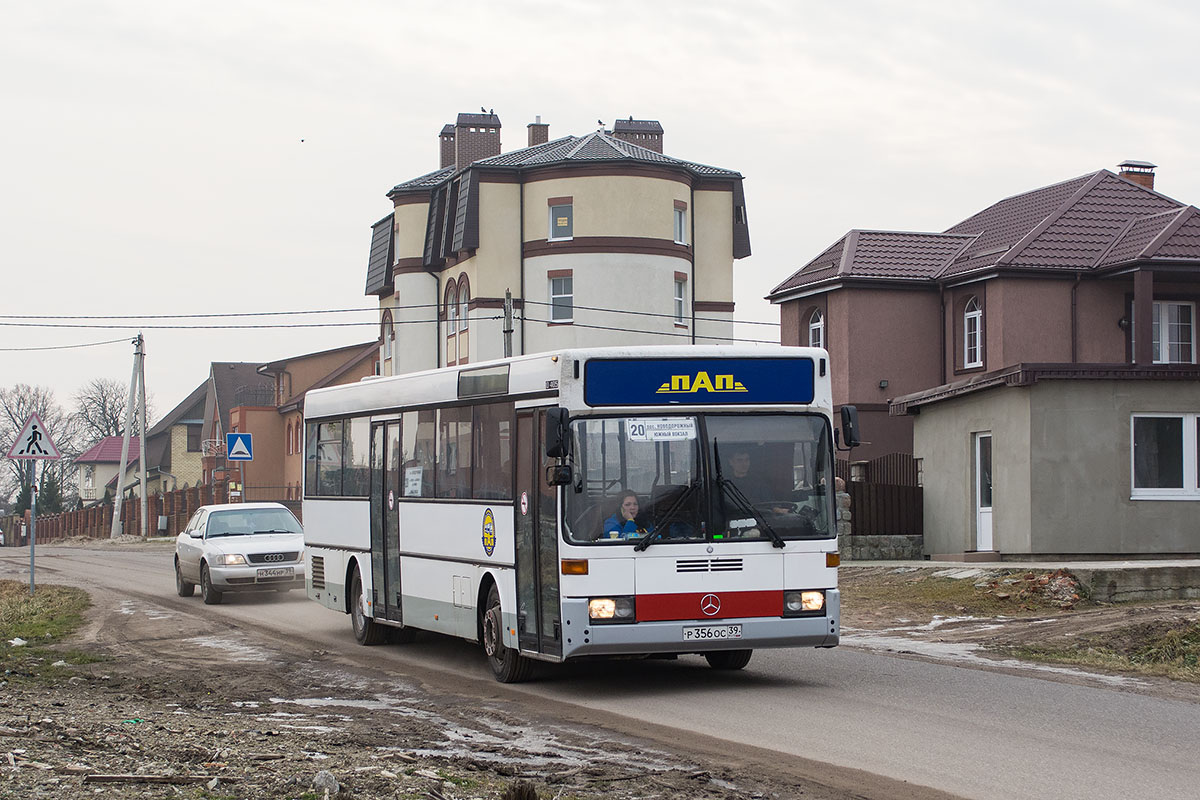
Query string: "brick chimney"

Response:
xmin=527 ymin=115 xmax=549 ymax=147
xmin=611 ymin=117 xmax=664 ymax=153
xmin=439 ymin=124 xmax=455 ymax=169
xmin=1118 ymin=160 xmax=1156 ymax=191
xmin=454 ymin=111 xmax=501 ymax=169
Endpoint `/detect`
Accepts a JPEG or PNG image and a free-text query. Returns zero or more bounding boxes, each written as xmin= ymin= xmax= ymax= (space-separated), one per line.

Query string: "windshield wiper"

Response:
xmin=713 ymin=440 xmax=785 ymax=548
xmin=634 ymin=479 xmax=700 ymax=552
xmin=253 ymin=529 xmax=297 ymax=534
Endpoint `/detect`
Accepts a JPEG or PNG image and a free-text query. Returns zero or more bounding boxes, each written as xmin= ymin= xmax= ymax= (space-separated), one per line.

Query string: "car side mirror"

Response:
xmin=545 ymin=407 xmax=571 ymax=459
xmin=190 ymin=530 xmax=204 ymax=539
xmin=839 ymin=405 xmax=861 ymax=450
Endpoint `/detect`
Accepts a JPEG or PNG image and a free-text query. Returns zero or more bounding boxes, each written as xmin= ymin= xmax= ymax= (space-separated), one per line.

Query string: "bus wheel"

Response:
xmin=482 ymin=584 xmax=532 ymax=683
xmin=704 ymin=649 xmax=753 ymax=670
xmin=350 ymin=569 xmax=386 ymax=645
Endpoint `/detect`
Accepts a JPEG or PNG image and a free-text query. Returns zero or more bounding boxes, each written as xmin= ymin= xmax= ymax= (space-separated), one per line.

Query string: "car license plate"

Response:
xmin=682 ymin=624 xmax=742 ymax=641
xmin=257 ymin=567 xmax=293 ymax=579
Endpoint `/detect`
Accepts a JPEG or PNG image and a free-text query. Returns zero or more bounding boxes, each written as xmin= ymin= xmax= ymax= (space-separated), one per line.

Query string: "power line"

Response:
xmin=0 ymin=336 xmax=132 ymax=352
xmin=521 ymin=299 xmax=781 ymax=327
xmin=0 ymin=307 xmax=394 ymax=321
xmin=520 ymin=316 xmax=777 ymax=344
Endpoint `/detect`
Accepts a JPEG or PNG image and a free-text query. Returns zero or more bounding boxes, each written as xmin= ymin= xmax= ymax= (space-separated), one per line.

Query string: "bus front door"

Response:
xmin=370 ymin=421 xmax=403 ymax=622
xmin=515 ymin=410 xmax=562 ymax=658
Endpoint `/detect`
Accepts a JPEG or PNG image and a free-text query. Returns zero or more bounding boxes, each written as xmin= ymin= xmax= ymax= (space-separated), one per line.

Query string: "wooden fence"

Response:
xmin=836 ymin=453 xmax=924 ymax=536
xmin=0 ymin=483 xmax=229 ymax=545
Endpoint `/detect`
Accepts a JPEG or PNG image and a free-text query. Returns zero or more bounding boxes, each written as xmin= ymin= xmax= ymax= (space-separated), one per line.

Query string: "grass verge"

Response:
xmin=0 ymin=579 xmax=100 ymax=681
xmin=841 ymin=567 xmax=1089 ymax=620
xmin=1004 ymin=621 xmax=1200 ymax=683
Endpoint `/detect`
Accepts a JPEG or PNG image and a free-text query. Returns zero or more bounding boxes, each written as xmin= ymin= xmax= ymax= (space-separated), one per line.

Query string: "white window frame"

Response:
xmin=550 ymin=275 xmax=573 ymax=322
xmin=548 ymin=204 xmax=573 ymax=242
xmin=458 ymin=285 xmax=469 ymax=332
xmin=1130 ymin=412 xmax=1200 ymax=500
xmin=809 ymin=309 xmax=824 ymax=350
xmin=964 ymin=296 xmax=983 ymax=368
xmin=1152 ymin=301 xmax=1195 ymax=364
xmin=673 ymin=207 xmax=687 ymax=245
xmin=446 ymin=285 xmax=457 ymax=335
xmin=673 ymin=277 xmax=687 ymax=324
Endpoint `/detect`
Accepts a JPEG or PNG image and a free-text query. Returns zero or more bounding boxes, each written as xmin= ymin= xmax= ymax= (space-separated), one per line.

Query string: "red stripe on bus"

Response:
xmin=636 ymin=590 xmax=781 ymax=621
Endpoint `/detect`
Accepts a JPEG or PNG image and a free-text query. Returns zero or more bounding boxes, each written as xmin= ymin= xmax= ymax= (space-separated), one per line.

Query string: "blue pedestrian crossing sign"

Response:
xmin=226 ymin=432 xmax=254 ymax=461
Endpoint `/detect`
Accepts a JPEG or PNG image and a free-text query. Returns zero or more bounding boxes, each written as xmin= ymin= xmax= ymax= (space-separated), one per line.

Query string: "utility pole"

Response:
xmin=503 ymin=289 xmax=513 ymax=358
xmin=137 ymin=335 xmax=148 ymax=536
xmin=111 ymin=334 xmax=147 ymax=538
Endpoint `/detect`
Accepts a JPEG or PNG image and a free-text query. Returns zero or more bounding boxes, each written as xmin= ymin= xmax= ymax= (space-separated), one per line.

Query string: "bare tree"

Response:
xmin=0 ymin=384 xmax=75 ymax=506
xmin=72 ymin=377 xmax=134 ymax=443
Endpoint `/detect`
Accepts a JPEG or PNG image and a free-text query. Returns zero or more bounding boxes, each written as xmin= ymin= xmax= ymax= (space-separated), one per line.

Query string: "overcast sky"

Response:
xmin=4 ymin=0 xmax=1198 ymax=432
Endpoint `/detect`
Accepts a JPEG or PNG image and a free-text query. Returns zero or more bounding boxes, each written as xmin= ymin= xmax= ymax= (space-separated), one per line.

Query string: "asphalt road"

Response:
xmin=6 ymin=543 xmax=1200 ymax=800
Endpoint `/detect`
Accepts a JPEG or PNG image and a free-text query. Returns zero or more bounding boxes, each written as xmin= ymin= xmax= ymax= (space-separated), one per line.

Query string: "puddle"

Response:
xmin=182 ymin=636 xmax=276 ymax=663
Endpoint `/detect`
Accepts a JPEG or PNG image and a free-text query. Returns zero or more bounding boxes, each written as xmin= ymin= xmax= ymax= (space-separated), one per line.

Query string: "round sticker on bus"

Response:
xmin=482 ymin=508 xmax=496 ymax=557
xmin=520 ymin=492 xmax=529 ymax=516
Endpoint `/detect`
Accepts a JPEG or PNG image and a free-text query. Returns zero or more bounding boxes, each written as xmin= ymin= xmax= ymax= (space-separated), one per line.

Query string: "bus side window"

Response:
xmin=473 ymin=402 xmax=514 ymax=500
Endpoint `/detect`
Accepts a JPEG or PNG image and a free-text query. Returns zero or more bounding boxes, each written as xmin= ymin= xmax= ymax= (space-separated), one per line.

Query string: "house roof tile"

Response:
xmin=76 ymin=436 xmax=140 ymax=463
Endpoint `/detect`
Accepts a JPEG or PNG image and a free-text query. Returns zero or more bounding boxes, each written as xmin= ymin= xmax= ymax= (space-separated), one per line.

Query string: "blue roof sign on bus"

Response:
xmin=584 ymin=358 xmax=815 ymax=406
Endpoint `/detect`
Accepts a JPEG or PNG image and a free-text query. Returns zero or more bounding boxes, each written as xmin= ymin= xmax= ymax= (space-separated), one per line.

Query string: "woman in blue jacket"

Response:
xmin=603 ymin=490 xmax=654 ymax=539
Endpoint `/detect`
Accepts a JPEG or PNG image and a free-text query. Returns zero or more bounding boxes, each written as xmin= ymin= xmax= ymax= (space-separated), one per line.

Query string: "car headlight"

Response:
xmin=784 ymin=590 xmax=826 ymax=617
xmin=588 ymin=596 xmax=636 ymax=623
xmin=214 ymin=554 xmax=247 ymax=566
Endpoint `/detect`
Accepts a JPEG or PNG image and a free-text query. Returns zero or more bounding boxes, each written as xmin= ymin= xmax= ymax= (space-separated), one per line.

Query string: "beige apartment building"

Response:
xmin=365 ymin=112 xmax=752 ymax=374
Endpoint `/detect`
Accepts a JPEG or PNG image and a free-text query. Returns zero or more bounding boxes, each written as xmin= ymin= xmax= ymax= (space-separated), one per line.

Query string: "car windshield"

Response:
xmin=206 ymin=508 xmax=302 ymax=537
xmin=563 ymin=414 xmax=834 ymax=545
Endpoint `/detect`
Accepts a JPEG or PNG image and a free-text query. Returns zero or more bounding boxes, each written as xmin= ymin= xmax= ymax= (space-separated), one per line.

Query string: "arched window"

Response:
xmin=286 ymin=422 xmax=293 ymax=456
xmin=808 ymin=309 xmax=825 ymax=349
xmin=457 ymin=275 xmax=469 ymax=332
xmin=445 ymin=281 xmax=458 ymax=335
xmin=380 ymin=309 xmax=395 ymax=364
xmin=964 ymin=296 xmax=983 ymax=368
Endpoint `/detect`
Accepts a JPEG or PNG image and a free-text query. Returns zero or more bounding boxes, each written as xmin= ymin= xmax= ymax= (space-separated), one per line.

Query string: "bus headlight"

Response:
xmin=783 ymin=590 xmax=826 ymax=617
xmin=588 ymin=596 xmax=636 ymax=623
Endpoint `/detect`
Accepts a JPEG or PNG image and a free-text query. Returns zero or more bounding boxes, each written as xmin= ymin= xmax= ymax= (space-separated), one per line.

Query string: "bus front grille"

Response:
xmin=676 ymin=558 xmax=743 ymax=573
xmin=311 ymin=556 xmax=325 ymax=589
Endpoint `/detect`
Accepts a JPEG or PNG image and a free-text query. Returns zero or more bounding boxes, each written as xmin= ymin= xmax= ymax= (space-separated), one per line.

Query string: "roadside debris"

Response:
xmin=977 ymin=569 xmax=1083 ymax=610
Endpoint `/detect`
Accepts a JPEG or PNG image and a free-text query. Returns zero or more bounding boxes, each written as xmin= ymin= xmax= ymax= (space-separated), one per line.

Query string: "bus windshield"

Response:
xmin=563 ymin=414 xmax=834 ymax=545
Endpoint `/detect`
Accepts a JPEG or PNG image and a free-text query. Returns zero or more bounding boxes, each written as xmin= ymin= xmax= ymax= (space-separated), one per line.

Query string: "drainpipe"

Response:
xmin=690 ymin=183 xmax=696 ymax=344
xmin=939 ymin=286 xmax=947 ymax=384
xmin=519 ymin=175 xmax=526 ymax=355
xmin=434 ymin=270 xmax=442 ymax=369
xmin=1070 ymin=274 xmax=1081 ymax=363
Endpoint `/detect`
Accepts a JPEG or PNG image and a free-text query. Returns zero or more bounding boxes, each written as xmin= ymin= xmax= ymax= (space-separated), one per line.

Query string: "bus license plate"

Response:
xmin=683 ymin=624 xmax=742 ymax=641
xmin=257 ymin=567 xmax=293 ymax=579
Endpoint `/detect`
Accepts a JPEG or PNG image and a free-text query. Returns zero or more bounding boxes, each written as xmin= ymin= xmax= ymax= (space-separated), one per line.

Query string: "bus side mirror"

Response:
xmin=840 ymin=405 xmax=861 ymax=449
xmin=546 ymin=464 xmax=573 ymax=486
xmin=545 ymin=407 xmax=571 ymax=458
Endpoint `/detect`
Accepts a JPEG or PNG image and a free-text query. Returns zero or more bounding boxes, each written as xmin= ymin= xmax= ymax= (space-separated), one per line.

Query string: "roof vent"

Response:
xmin=1118 ymin=160 xmax=1156 ymax=191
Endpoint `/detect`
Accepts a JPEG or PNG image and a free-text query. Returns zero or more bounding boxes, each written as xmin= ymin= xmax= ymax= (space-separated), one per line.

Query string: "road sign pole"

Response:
xmin=29 ymin=459 xmax=36 ymax=595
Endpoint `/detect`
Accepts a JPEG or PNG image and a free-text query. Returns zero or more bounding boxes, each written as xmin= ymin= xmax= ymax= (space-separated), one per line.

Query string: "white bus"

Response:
xmin=302 ymin=345 xmax=857 ymax=682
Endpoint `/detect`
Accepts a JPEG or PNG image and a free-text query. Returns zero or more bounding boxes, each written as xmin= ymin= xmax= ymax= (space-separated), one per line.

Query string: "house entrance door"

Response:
xmin=974 ymin=432 xmax=993 ymax=551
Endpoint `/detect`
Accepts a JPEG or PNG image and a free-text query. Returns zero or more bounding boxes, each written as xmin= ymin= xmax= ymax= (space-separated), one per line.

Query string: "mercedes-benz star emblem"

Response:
xmin=700 ymin=594 xmax=721 ymax=616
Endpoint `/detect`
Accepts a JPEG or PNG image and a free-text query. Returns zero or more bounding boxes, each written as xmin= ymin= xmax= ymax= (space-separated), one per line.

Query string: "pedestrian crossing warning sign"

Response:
xmin=226 ymin=432 xmax=253 ymax=461
xmin=6 ymin=412 xmax=62 ymax=460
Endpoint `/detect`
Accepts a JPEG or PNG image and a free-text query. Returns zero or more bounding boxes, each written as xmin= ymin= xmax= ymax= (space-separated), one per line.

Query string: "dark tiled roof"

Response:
xmin=456 ymin=113 xmax=500 ymax=127
xmin=772 ymin=167 xmax=1200 ymax=299
xmin=389 ymin=166 xmax=455 ymax=194
xmin=77 ymin=436 xmax=140 ymax=463
xmin=473 ymin=131 xmax=741 ymax=178
xmin=769 ymin=231 xmax=973 ymax=294
xmin=613 ymin=118 xmax=664 ymax=134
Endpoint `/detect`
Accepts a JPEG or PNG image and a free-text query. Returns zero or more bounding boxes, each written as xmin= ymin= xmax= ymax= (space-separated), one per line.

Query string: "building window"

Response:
xmin=381 ymin=309 xmax=395 ymax=363
xmin=674 ymin=276 xmax=687 ymax=324
xmin=549 ymin=203 xmax=573 ymax=241
xmin=187 ymin=424 xmax=202 ymax=452
xmin=1133 ymin=301 xmax=1196 ymax=364
xmin=809 ymin=309 xmax=824 ymax=349
xmin=457 ymin=279 xmax=469 ymax=332
xmin=1131 ymin=413 xmax=1200 ymax=499
xmin=550 ymin=274 xmax=573 ymax=322
xmin=964 ymin=296 xmax=983 ymax=368
xmin=286 ymin=422 xmax=293 ymax=456
xmin=673 ymin=207 xmax=687 ymax=244
xmin=445 ymin=282 xmax=458 ymax=335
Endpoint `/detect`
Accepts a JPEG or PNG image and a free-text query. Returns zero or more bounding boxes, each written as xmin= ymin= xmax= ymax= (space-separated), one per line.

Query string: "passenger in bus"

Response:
xmin=603 ymin=491 xmax=654 ymax=540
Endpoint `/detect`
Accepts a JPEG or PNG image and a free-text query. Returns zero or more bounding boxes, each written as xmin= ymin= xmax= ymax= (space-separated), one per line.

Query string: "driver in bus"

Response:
xmin=603 ymin=490 xmax=654 ymax=540
xmin=727 ymin=448 xmax=791 ymax=514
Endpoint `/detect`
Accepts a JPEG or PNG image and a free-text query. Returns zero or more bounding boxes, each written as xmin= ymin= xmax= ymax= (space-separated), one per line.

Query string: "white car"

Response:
xmin=174 ymin=502 xmax=305 ymax=605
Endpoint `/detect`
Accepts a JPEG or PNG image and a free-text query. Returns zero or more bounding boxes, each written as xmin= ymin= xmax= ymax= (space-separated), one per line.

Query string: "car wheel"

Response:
xmin=704 ymin=649 xmax=753 ymax=670
xmin=481 ymin=584 xmax=532 ymax=683
xmin=350 ymin=569 xmax=385 ymax=645
xmin=200 ymin=564 xmax=223 ymax=605
xmin=175 ymin=558 xmax=194 ymax=598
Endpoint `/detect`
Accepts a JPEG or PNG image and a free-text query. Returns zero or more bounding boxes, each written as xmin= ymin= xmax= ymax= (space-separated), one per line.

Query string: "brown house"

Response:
xmin=769 ymin=162 xmax=1200 ymax=558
